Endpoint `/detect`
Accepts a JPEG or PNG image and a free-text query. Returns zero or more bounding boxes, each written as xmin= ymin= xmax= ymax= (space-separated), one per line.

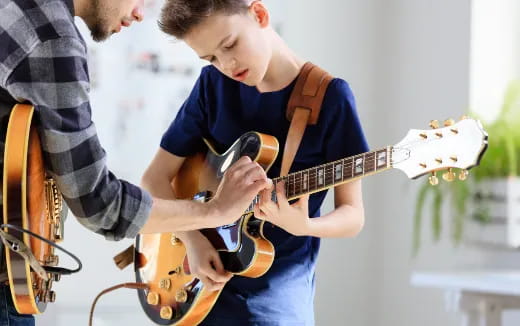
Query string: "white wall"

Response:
xmin=284 ymin=1 xmax=381 ymax=325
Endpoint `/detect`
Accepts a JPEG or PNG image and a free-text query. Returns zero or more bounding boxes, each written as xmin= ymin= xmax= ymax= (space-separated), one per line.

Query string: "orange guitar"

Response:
xmin=134 ymin=118 xmax=488 ymax=325
xmin=2 ymin=104 xmax=80 ymax=314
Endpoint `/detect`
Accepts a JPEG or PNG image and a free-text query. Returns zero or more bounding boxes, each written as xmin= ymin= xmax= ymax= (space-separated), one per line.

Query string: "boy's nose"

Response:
xmin=224 ymin=58 xmax=238 ymax=71
xmin=132 ymin=0 xmax=145 ymax=22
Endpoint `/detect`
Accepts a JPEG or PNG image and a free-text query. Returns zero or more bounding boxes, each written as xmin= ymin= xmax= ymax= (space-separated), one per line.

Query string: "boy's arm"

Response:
xmin=255 ymin=180 xmax=365 ymax=238
xmin=305 ymin=180 xmax=365 ymax=238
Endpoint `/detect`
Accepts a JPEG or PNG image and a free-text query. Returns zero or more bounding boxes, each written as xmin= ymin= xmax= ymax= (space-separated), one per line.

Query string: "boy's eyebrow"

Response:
xmin=199 ymin=34 xmax=232 ymax=59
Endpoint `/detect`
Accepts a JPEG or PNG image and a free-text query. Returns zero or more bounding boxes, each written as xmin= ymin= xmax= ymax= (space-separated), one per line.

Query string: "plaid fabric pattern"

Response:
xmin=0 ymin=0 xmax=152 ymax=249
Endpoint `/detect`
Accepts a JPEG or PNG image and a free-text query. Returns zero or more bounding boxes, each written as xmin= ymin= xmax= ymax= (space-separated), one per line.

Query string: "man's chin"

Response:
xmin=90 ymin=26 xmax=111 ymax=42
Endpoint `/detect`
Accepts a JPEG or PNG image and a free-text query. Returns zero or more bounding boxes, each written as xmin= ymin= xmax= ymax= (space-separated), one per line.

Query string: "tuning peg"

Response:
xmin=444 ymin=118 xmax=455 ymax=127
xmin=429 ymin=172 xmax=439 ymax=186
xmin=429 ymin=120 xmax=440 ymax=129
xmin=442 ymin=168 xmax=456 ymax=182
xmin=458 ymin=169 xmax=469 ymax=181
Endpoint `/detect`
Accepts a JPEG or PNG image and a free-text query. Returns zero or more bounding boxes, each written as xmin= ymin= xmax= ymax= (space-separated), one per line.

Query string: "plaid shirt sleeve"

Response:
xmin=5 ymin=36 xmax=152 ymax=241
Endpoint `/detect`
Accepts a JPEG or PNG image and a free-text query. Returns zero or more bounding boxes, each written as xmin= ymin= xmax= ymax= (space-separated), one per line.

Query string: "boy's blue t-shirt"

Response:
xmin=161 ymin=65 xmax=369 ymax=326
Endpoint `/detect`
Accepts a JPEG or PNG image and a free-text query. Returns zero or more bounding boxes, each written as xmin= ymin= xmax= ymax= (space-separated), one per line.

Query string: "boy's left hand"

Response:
xmin=254 ymin=181 xmax=311 ymax=236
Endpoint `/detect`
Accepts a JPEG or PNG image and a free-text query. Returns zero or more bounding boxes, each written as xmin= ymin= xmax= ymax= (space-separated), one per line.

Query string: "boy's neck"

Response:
xmin=256 ymin=33 xmax=305 ymax=93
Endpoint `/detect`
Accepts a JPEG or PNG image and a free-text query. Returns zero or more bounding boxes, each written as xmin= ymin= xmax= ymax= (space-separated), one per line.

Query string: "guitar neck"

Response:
xmin=246 ymin=147 xmax=393 ymax=212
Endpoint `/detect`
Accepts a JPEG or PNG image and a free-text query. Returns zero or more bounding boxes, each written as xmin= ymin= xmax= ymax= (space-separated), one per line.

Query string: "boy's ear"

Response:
xmin=249 ymin=1 xmax=269 ymax=28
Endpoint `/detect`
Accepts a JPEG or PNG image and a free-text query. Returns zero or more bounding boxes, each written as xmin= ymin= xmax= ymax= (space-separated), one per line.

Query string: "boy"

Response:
xmin=0 ymin=0 xmax=269 ymax=324
xmin=141 ymin=0 xmax=369 ymax=324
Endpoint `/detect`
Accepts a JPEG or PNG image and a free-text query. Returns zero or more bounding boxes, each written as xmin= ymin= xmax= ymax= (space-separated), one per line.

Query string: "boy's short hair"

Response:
xmin=159 ymin=0 xmax=250 ymax=39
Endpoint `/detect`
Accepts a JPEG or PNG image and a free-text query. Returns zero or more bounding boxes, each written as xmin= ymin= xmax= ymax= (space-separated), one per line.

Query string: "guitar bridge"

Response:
xmin=44 ymin=178 xmax=64 ymax=242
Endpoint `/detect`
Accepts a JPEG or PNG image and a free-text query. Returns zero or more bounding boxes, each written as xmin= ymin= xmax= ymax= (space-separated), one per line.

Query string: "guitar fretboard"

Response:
xmin=246 ymin=147 xmax=392 ymax=213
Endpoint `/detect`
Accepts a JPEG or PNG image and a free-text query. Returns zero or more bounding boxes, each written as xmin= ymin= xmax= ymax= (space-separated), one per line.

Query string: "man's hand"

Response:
xmin=254 ymin=181 xmax=311 ymax=236
xmin=183 ymin=231 xmax=233 ymax=292
xmin=209 ymin=156 xmax=272 ymax=226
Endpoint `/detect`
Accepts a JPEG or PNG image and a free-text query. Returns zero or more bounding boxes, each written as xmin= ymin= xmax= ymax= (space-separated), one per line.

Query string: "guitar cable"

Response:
xmin=89 ymin=282 xmax=149 ymax=326
xmin=0 ymin=223 xmax=82 ymax=278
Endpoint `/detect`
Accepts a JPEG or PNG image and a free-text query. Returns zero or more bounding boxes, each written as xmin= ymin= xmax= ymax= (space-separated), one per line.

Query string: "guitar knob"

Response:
xmin=48 ymin=291 xmax=56 ymax=303
xmin=442 ymin=168 xmax=456 ymax=182
xmin=45 ymin=255 xmax=59 ymax=267
xmin=429 ymin=120 xmax=440 ymax=129
xmin=171 ymin=234 xmax=181 ymax=246
xmin=459 ymin=169 xmax=469 ymax=181
xmin=52 ymin=273 xmax=61 ymax=282
xmin=175 ymin=289 xmax=188 ymax=303
xmin=41 ymin=290 xmax=56 ymax=303
xmin=160 ymin=306 xmax=174 ymax=320
xmin=428 ymin=173 xmax=439 ymax=186
xmin=147 ymin=292 xmax=159 ymax=305
xmin=443 ymin=118 xmax=455 ymax=127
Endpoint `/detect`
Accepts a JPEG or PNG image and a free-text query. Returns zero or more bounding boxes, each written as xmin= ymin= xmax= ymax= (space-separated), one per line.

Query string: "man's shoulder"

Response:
xmin=0 ymin=0 xmax=83 ymax=85
xmin=0 ymin=0 xmax=81 ymax=53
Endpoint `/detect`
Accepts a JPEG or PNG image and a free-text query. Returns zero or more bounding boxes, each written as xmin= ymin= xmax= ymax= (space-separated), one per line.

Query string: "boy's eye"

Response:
xmin=224 ymin=40 xmax=237 ymax=50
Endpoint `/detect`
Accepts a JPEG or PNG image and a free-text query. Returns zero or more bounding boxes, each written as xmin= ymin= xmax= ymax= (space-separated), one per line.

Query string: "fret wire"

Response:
xmin=269 ymin=149 xmax=387 ymax=197
xmin=272 ymin=149 xmax=385 ymax=184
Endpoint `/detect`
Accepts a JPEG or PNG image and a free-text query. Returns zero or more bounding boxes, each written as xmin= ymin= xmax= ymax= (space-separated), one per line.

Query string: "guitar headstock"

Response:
xmin=392 ymin=117 xmax=488 ymax=184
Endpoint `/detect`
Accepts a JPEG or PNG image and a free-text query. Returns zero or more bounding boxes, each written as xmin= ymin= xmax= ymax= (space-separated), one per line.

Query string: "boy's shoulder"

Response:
xmin=323 ymin=77 xmax=355 ymax=106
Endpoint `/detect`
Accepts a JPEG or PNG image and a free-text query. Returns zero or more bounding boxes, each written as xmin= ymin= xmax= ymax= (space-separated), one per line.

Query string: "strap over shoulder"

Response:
xmin=286 ymin=62 xmax=333 ymax=125
xmin=280 ymin=62 xmax=333 ymax=177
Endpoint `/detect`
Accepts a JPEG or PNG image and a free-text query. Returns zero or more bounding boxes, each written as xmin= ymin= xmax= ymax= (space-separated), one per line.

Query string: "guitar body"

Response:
xmin=3 ymin=104 xmax=63 ymax=314
xmin=135 ymin=131 xmax=279 ymax=325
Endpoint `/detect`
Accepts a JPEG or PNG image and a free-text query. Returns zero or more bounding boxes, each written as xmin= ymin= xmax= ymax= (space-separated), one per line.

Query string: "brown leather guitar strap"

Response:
xmin=280 ymin=62 xmax=333 ymax=177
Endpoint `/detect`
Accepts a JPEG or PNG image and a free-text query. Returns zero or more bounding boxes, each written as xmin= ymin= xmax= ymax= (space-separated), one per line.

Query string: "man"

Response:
xmin=0 ymin=0 xmax=271 ymax=324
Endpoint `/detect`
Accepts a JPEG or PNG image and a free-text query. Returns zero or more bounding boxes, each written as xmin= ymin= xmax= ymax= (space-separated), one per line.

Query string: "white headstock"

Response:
xmin=392 ymin=118 xmax=488 ymax=181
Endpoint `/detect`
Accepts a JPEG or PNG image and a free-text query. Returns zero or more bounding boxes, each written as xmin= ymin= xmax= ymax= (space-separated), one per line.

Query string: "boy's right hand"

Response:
xmin=183 ymin=231 xmax=233 ymax=292
xmin=210 ymin=156 xmax=272 ymax=226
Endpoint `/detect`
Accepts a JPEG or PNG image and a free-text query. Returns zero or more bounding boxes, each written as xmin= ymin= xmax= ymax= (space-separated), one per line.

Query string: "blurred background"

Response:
xmin=35 ymin=0 xmax=520 ymax=325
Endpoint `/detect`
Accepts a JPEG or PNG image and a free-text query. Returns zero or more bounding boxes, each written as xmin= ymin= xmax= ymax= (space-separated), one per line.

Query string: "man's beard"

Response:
xmin=88 ymin=0 xmax=111 ymax=42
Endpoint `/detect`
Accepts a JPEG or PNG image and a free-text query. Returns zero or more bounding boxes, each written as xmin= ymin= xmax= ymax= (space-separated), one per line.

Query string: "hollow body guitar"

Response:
xmin=135 ymin=119 xmax=488 ymax=325
xmin=3 ymin=104 xmax=64 ymax=314
xmin=135 ymin=131 xmax=279 ymax=325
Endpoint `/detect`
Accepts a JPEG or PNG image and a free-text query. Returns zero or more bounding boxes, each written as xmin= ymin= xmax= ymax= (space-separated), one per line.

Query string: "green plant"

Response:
xmin=412 ymin=80 xmax=520 ymax=256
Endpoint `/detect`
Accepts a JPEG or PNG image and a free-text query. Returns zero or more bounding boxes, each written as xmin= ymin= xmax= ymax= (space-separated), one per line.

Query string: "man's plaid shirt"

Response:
xmin=0 ymin=0 xmax=152 ymax=256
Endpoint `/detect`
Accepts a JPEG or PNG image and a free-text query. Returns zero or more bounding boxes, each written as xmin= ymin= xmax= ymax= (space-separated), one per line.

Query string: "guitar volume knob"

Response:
xmin=175 ymin=289 xmax=188 ymax=303
xmin=160 ymin=306 xmax=174 ymax=320
xmin=147 ymin=292 xmax=159 ymax=305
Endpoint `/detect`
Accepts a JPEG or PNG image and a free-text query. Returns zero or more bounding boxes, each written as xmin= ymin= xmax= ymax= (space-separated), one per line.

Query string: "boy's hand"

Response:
xmin=210 ymin=156 xmax=272 ymax=226
xmin=254 ymin=181 xmax=311 ymax=236
xmin=183 ymin=231 xmax=233 ymax=292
